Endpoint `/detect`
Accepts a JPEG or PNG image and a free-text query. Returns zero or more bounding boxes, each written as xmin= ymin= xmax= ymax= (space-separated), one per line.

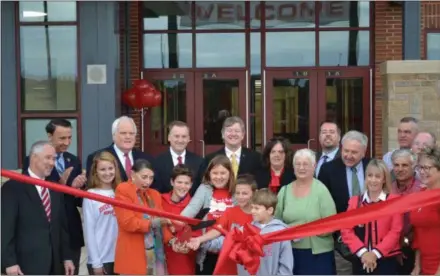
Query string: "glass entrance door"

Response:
xmin=143 ymin=71 xmax=195 ymax=156
xmin=194 ymin=71 xmax=248 ymax=157
xmin=317 ymin=69 xmax=371 ymax=155
xmin=264 ymin=70 xmax=319 ymax=151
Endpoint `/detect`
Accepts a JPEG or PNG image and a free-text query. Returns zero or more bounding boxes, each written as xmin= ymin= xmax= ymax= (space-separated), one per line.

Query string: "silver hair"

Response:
xmin=111 ymin=116 xmax=137 ymax=136
xmin=29 ymin=140 xmax=53 ymax=156
xmin=341 ymin=130 xmax=368 ymax=148
xmin=391 ymin=149 xmax=417 ymax=167
xmin=413 ymin=131 xmax=437 ymax=145
xmin=293 ymin=148 xmax=317 ymax=167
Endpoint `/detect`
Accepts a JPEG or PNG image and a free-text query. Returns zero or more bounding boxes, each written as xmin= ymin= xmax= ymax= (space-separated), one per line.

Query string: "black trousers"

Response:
xmin=87 ymin=262 xmax=116 ymax=275
xmin=71 ymin=247 xmax=82 ymax=275
xmin=397 ymin=246 xmax=415 ymax=275
xmin=196 ymin=252 xmax=218 ymax=275
xmin=353 ymin=256 xmax=398 ymax=275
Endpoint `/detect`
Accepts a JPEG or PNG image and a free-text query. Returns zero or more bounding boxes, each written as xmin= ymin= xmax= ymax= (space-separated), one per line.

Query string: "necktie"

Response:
xmin=351 ymin=167 xmax=361 ymax=196
xmin=177 ymin=156 xmax=183 ymax=165
xmin=56 ymin=153 xmax=65 ymax=175
xmin=322 ymin=155 xmax=329 ymax=163
xmin=231 ymin=153 xmax=238 ymax=178
xmin=40 ymin=187 xmax=51 ymax=222
xmin=124 ymin=153 xmax=132 ymax=179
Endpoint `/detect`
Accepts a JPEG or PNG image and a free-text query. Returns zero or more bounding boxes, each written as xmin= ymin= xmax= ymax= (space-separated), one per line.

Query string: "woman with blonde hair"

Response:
xmin=83 ymin=151 xmax=122 ymax=275
xmin=341 ymin=159 xmax=403 ymax=275
xmin=181 ymin=155 xmax=236 ymax=275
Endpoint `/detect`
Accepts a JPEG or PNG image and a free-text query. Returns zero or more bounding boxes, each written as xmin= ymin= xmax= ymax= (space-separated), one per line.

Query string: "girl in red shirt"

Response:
xmin=161 ymin=165 xmax=196 ymax=275
xmin=410 ymin=146 xmax=440 ymax=275
xmin=180 ymin=155 xmax=236 ymax=275
xmin=187 ymin=174 xmax=256 ymax=274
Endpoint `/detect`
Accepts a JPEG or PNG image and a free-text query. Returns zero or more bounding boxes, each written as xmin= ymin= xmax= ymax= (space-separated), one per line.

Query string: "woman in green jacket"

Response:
xmin=275 ymin=148 xmax=337 ymax=275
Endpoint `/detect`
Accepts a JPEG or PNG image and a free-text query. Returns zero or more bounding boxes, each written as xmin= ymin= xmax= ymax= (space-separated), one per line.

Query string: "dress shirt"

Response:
xmin=345 ymin=162 xmax=365 ymax=197
xmin=315 ymin=147 xmax=339 ymax=176
xmin=113 ymin=144 xmax=133 ymax=171
xmin=28 ymin=168 xmax=46 ymax=198
xmin=225 ymin=146 xmax=242 ymax=165
xmin=170 ymin=148 xmax=186 ymax=166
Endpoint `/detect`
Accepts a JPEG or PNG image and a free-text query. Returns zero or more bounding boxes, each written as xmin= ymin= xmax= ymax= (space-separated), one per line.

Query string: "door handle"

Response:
xmin=307 ymin=138 xmax=315 ymax=149
xmin=199 ymin=140 xmax=206 ymax=158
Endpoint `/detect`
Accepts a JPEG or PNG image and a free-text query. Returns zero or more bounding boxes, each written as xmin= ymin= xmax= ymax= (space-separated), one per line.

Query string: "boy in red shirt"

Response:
xmin=161 ymin=165 xmax=196 ymax=275
xmin=188 ymin=174 xmax=256 ymax=274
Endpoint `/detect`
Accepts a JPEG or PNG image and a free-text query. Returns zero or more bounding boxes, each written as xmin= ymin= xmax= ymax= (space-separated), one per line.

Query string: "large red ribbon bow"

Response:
xmin=229 ymin=223 xmax=265 ymax=275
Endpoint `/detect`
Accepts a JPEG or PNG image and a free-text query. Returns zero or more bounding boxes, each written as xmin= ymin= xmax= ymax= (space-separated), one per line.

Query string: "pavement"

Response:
xmin=78 ymin=208 xmax=88 ymax=275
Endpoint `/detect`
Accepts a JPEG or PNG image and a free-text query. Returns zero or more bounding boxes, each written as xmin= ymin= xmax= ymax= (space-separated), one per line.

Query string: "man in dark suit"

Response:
xmin=192 ymin=116 xmax=262 ymax=195
xmin=86 ymin=116 xmax=153 ymax=182
xmin=151 ymin=121 xmax=202 ymax=193
xmin=315 ymin=121 xmax=341 ymax=177
xmin=318 ymin=130 xmax=370 ymax=275
xmin=22 ymin=119 xmax=85 ymax=275
xmin=2 ymin=141 xmax=74 ymax=275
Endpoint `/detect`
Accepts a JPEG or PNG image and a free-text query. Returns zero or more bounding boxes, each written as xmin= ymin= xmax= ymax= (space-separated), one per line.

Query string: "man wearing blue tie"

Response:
xmin=315 ymin=121 xmax=341 ymax=177
xmin=22 ymin=119 xmax=86 ymax=275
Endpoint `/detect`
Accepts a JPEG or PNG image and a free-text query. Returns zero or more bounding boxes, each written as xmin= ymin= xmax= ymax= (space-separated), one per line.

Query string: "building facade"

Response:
xmin=1 ymin=1 xmax=440 ymax=169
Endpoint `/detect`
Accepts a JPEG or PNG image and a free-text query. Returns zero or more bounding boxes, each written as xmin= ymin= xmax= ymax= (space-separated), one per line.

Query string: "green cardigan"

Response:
xmin=275 ymin=178 xmax=336 ymax=255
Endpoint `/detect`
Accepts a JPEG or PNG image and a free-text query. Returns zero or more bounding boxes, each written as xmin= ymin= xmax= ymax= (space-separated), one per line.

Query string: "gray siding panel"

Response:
xmin=403 ymin=1 xmax=421 ymax=60
xmin=1 ymin=2 xmax=19 ymax=169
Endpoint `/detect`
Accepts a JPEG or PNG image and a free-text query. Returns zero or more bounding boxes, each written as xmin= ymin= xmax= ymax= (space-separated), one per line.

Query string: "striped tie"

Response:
xmin=41 ymin=187 xmax=51 ymax=222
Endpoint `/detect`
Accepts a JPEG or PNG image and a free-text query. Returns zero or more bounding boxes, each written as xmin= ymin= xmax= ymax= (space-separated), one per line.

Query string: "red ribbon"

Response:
xmin=2 ymin=169 xmax=440 ymax=275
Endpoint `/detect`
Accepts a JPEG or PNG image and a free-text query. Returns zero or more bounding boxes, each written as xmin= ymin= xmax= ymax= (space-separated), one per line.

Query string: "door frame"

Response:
xmin=264 ymin=69 xmax=319 ymax=151
xmin=316 ymin=68 xmax=372 ymax=156
xmin=194 ymin=70 xmax=249 ymax=157
xmin=142 ymin=70 xmax=196 ymax=156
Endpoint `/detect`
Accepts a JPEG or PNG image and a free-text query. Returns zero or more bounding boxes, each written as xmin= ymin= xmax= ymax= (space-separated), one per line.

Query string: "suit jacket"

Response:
xmin=254 ymin=166 xmax=296 ymax=192
xmin=22 ymin=152 xmax=85 ymax=250
xmin=316 ymin=148 xmax=341 ymax=160
xmin=86 ymin=144 xmax=154 ymax=182
xmin=1 ymin=171 xmax=71 ymax=275
xmin=192 ymin=147 xmax=262 ymax=196
xmin=318 ymin=157 xmax=370 ymax=214
xmin=151 ymin=149 xmax=203 ymax=194
xmin=113 ymin=181 xmax=173 ymax=275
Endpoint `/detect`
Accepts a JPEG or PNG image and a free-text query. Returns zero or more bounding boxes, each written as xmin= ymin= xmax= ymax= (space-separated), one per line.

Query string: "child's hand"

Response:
xmin=172 ymin=240 xmax=190 ymax=254
xmin=187 ymin=237 xmax=201 ymax=251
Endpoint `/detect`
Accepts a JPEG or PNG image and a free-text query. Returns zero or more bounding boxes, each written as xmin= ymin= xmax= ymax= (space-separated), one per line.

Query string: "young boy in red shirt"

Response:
xmin=188 ymin=174 xmax=257 ymax=274
xmin=161 ymin=165 xmax=196 ymax=275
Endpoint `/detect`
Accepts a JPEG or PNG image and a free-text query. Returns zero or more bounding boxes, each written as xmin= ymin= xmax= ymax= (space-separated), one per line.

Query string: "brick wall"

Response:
xmin=421 ymin=1 xmax=440 ymax=59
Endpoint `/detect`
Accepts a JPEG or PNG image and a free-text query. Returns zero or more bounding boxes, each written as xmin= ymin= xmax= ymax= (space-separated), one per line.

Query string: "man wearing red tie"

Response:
xmin=1 ymin=141 xmax=74 ymax=275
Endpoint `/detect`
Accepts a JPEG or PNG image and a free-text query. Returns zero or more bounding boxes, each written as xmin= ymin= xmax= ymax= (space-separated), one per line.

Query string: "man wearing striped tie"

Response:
xmin=1 ymin=141 xmax=74 ymax=275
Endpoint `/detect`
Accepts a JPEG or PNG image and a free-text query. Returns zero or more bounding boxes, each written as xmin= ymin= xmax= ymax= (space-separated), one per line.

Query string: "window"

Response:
xmin=17 ymin=1 xmax=80 ymax=163
xmin=426 ymin=31 xmax=440 ymax=60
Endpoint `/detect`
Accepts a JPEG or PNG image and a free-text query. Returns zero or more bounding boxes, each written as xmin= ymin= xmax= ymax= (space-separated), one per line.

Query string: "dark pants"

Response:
xmin=86 ymin=263 xmax=116 ymax=275
xmin=353 ymin=256 xmax=398 ymax=275
xmin=398 ymin=246 xmax=415 ymax=275
xmin=292 ymin=248 xmax=336 ymax=275
xmin=196 ymin=252 xmax=218 ymax=275
xmin=71 ymin=247 xmax=82 ymax=275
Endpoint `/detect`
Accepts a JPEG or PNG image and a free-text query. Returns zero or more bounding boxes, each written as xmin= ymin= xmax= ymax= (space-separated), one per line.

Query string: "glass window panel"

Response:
xmin=272 ymin=78 xmax=309 ymax=144
xmin=20 ymin=26 xmax=77 ymax=111
xmin=19 ymin=1 xmax=77 ymax=22
xmin=266 ymin=32 xmax=316 ymax=67
xmin=196 ymin=33 xmax=245 ymax=67
xmin=24 ymin=118 xmax=78 ymax=156
xmin=150 ymin=79 xmax=187 ymax=145
xmin=195 ymin=2 xmax=245 ymax=30
xmin=319 ymin=1 xmax=369 ymax=28
xmin=319 ymin=31 xmax=369 ymax=66
xmin=142 ymin=1 xmax=192 ymax=31
xmin=265 ymin=1 xmax=316 ymax=29
xmin=250 ymin=32 xmax=261 ymax=75
xmin=143 ymin=33 xmax=192 ymax=69
xmin=325 ymin=78 xmax=363 ymax=133
xmin=427 ymin=33 xmax=440 ymax=60
xmin=203 ymin=79 xmax=239 ymax=144
xmin=250 ymin=2 xmax=262 ymax=29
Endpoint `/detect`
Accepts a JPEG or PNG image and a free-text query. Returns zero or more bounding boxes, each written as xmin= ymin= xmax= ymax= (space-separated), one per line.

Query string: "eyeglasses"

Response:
xmin=415 ymin=165 xmax=437 ymax=173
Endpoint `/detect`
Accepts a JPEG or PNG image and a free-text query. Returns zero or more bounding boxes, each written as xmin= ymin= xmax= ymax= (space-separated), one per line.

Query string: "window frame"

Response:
xmin=15 ymin=1 xmax=82 ymax=166
xmin=425 ymin=28 xmax=440 ymax=60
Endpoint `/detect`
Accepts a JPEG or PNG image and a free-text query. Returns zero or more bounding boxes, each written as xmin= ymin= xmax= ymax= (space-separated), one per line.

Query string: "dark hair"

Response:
xmin=319 ymin=120 xmax=341 ymax=135
xmin=261 ymin=137 xmax=293 ymax=168
xmin=132 ymin=159 xmax=154 ymax=173
xmin=171 ymin=164 xmax=193 ymax=181
xmin=168 ymin=120 xmax=189 ymax=132
xmin=400 ymin=117 xmax=418 ymax=124
xmin=202 ymin=155 xmax=235 ymax=194
xmin=45 ymin=119 xmax=72 ymax=134
xmin=236 ymin=174 xmax=257 ymax=192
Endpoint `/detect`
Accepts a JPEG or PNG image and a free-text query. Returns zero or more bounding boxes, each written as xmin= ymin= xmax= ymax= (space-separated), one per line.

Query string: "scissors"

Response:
xmin=173 ymin=208 xmax=217 ymax=242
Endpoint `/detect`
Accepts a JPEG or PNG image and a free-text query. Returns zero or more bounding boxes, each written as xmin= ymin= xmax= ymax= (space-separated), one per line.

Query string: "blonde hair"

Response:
xmin=366 ymin=159 xmax=392 ymax=193
xmin=88 ymin=151 xmax=122 ymax=190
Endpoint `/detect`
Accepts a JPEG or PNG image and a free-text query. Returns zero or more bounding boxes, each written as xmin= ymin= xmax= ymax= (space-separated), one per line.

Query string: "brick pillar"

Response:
xmin=374 ymin=2 xmax=403 ymax=157
xmin=421 ymin=1 xmax=440 ymax=59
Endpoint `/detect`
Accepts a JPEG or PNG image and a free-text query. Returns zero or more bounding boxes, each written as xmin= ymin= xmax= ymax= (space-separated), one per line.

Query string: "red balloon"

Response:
xmin=137 ymin=87 xmax=155 ymax=108
xmin=133 ymin=79 xmax=155 ymax=91
xmin=122 ymin=88 xmax=139 ymax=109
xmin=152 ymin=90 xmax=162 ymax=107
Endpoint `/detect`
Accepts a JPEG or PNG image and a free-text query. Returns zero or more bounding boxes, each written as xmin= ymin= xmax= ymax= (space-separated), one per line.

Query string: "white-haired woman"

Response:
xmin=275 ymin=148 xmax=337 ymax=275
